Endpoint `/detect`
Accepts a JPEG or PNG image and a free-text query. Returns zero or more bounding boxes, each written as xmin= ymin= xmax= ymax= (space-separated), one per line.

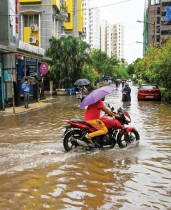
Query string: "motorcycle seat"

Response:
xmin=70 ymin=119 xmax=93 ymax=127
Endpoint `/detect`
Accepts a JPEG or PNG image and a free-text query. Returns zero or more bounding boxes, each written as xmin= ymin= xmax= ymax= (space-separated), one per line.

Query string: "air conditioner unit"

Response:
xmin=30 ymin=24 xmax=39 ymax=32
xmin=29 ymin=36 xmax=36 ymax=44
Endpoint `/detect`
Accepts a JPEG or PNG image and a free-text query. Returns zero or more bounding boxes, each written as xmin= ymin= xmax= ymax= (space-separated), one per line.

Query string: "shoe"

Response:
xmin=27 ymin=106 xmax=30 ymax=108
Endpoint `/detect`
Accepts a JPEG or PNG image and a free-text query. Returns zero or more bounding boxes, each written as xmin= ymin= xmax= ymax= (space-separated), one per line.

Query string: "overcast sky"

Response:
xmin=91 ymin=0 xmax=145 ymax=64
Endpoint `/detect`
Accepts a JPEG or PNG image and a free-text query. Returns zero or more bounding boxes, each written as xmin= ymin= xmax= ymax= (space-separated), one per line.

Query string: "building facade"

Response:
xmin=19 ymin=0 xmax=68 ymax=50
xmin=0 ymin=0 xmax=59 ymax=110
xmin=64 ymin=0 xmax=83 ymax=38
xmin=82 ymin=0 xmax=100 ymax=49
xmin=145 ymin=0 xmax=171 ymax=48
xmin=100 ymin=20 xmax=124 ymax=60
xmin=100 ymin=20 xmax=108 ymax=52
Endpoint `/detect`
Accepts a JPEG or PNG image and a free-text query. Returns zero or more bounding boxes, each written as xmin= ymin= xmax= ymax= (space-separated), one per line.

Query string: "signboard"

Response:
xmin=40 ymin=62 xmax=48 ymax=75
xmin=18 ymin=40 xmax=45 ymax=56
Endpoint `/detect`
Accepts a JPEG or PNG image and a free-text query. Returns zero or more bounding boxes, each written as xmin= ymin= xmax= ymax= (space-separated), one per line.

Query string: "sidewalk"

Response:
xmin=0 ymin=99 xmax=51 ymax=116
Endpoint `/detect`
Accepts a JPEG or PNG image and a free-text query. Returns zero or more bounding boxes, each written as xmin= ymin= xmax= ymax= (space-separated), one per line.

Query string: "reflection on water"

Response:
xmin=0 ymin=85 xmax=171 ymax=209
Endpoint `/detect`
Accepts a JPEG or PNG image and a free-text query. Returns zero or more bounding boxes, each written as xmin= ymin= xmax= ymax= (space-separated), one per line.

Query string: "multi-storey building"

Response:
xmin=64 ymin=0 xmax=83 ymax=38
xmin=82 ymin=0 xmax=100 ymax=49
xmin=100 ymin=20 xmax=124 ymax=60
xmin=0 ymin=0 xmax=68 ymax=110
xmin=19 ymin=0 xmax=68 ymax=50
xmin=145 ymin=0 xmax=171 ymax=48
xmin=100 ymin=20 xmax=108 ymax=52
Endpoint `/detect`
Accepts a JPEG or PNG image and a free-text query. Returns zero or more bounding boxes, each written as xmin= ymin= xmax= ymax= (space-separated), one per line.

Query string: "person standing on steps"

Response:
xmin=22 ymin=78 xmax=30 ymax=108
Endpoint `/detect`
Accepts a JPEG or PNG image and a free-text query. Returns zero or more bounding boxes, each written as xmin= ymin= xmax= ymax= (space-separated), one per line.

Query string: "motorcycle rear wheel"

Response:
xmin=117 ymin=129 xmax=140 ymax=148
xmin=63 ymin=130 xmax=82 ymax=152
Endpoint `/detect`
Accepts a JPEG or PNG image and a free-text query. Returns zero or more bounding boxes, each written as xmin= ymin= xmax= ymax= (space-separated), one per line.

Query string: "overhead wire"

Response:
xmin=0 ymin=0 xmax=132 ymax=17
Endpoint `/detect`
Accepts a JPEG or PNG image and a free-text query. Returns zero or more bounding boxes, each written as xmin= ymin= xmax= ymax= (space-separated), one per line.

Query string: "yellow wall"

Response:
xmin=24 ymin=27 xmax=39 ymax=45
xmin=52 ymin=0 xmax=60 ymax=9
xmin=19 ymin=0 xmax=42 ymax=3
xmin=57 ymin=0 xmax=60 ymax=8
xmin=78 ymin=0 xmax=83 ymax=32
xmin=65 ymin=0 xmax=73 ymax=30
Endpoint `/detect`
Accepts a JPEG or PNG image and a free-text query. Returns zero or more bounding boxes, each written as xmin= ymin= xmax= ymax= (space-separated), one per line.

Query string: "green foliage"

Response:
xmin=134 ymin=39 xmax=171 ymax=88
xmin=118 ymin=63 xmax=129 ymax=79
xmin=45 ymin=36 xmax=91 ymax=88
xmin=127 ymin=58 xmax=141 ymax=76
xmin=45 ymin=37 xmax=134 ymax=89
xmin=89 ymin=49 xmax=120 ymax=80
xmin=160 ymin=88 xmax=171 ymax=103
xmin=137 ymin=79 xmax=143 ymax=86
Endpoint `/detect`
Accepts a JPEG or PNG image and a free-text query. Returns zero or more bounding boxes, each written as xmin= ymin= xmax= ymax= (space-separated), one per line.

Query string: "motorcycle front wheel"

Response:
xmin=117 ymin=129 xmax=140 ymax=148
xmin=63 ymin=130 xmax=83 ymax=152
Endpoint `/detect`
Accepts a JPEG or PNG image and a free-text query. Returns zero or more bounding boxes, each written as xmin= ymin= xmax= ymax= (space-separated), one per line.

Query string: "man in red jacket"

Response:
xmin=84 ymin=98 xmax=120 ymax=145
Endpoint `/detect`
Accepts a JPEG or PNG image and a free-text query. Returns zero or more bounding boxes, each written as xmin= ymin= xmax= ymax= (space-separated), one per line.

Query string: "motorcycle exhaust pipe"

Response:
xmin=76 ymin=139 xmax=88 ymax=147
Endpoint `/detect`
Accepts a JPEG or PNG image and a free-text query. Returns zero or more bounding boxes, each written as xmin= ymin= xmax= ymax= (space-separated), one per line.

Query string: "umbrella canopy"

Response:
xmin=22 ymin=76 xmax=36 ymax=85
xmin=80 ymin=86 xmax=114 ymax=108
xmin=74 ymin=78 xmax=90 ymax=86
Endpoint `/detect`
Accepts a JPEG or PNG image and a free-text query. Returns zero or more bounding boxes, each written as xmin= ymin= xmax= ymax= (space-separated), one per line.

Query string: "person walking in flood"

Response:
xmin=122 ymin=83 xmax=131 ymax=102
xmin=22 ymin=78 xmax=30 ymax=108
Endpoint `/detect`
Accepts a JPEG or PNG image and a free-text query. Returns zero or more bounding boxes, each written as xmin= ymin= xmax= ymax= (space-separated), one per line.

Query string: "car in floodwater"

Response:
xmin=137 ymin=84 xmax=161 ymax=101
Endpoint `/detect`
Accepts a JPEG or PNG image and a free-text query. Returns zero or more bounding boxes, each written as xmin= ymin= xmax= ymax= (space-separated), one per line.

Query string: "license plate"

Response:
xmin=146 ymin=96 xmax=153 ymax=98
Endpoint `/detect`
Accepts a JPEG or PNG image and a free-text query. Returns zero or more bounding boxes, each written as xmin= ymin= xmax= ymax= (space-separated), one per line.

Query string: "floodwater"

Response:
xmin=0 ymin=84 xmax=171 ymax=210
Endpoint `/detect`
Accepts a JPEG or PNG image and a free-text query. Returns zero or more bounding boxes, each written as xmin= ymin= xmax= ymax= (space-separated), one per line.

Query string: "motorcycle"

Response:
xmin=63 ymin=105 xmax=140 ymax=152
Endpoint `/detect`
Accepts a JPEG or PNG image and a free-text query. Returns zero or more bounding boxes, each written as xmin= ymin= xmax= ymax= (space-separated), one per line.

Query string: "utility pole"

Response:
xmin=11 ymin=61 xmax=15 ymax=114
xmin=137 ymin=20 xmax=155 ymax=47
xmin=153 ymin=22 xmax=155 ymax=46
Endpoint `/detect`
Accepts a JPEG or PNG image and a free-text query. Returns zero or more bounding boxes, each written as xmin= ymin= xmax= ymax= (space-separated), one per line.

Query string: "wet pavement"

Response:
xmin=0 ymin=83 xmax=171 ymax=210
xmin=0 ymin=98 xmax=52 ymax=116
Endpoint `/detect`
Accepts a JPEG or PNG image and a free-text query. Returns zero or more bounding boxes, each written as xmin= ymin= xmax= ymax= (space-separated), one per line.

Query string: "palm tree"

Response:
xmin=46 ymin=36 xmax=91 ymax=88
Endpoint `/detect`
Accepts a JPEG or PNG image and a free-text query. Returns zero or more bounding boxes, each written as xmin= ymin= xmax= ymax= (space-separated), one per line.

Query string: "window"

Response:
xmin=67 ymin=13 xmax=70 ymax=22
xmin=24 ymin=14 xmax=39 ymax=27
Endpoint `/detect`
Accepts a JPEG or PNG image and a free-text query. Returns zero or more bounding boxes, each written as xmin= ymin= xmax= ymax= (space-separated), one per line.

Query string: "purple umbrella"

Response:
xmin=80 ymin=86 xmax=114 ymax=108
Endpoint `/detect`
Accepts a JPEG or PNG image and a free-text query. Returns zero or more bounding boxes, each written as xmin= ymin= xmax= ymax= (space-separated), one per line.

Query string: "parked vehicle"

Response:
xmin=63 ymin=105 xmax=140 ymax=152
xmin=137 ymin=84 xmax=161 ymax=101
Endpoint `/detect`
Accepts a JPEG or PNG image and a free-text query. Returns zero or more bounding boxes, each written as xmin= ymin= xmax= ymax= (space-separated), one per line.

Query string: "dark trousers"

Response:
xmin=24 ymin=92 xmax=29 ymax=107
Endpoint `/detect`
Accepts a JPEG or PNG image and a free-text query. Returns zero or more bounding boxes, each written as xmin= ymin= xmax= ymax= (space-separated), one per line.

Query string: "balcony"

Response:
xmin=57 ymin=0 xmax=68 ymax=21
xmin=60 ymin=0 xmax=68 ymax=12
xmin=58 ymin=10 xmax=68 ymax=21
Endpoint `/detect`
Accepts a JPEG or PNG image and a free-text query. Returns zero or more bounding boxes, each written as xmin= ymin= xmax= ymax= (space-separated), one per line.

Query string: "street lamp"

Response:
xmin=136 ymin=41 xmax=148 ymax=56
xmin=137 ymin=20 xmax=155 ymax=46
xmin=136 ymin=41 xmax=148 ymax=45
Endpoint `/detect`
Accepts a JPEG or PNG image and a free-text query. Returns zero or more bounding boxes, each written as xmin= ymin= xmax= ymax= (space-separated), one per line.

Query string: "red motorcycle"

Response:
xmin=63 ymin=105 xmax=140 ymax=152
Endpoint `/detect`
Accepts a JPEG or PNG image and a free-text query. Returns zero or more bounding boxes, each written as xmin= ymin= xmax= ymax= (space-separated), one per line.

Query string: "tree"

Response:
xmin=134 ymin=38 xmax=171 ymax=87
xmin=89 ymin=49 xmax=120 ymax=80
xmin=45 ymin=36 xmax=91 ymax=88
xmin=127 ymin=58 xmax=141 ymax=76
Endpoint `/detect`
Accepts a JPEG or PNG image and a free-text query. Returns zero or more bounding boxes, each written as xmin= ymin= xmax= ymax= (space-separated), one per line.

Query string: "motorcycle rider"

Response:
xmin=84 ymin=97 xmax=120 ymax=145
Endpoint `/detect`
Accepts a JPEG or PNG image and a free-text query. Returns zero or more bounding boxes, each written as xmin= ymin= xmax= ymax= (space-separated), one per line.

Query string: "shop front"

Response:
xmin=0 ymin=41 xmax=48 ymax=110
xmin=15 ymin=41 xmax=46 ymax=107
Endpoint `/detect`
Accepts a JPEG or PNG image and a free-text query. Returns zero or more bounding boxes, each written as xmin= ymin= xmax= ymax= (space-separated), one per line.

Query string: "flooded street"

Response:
xmin=0 ymin=84 xmax=171 ymax=210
